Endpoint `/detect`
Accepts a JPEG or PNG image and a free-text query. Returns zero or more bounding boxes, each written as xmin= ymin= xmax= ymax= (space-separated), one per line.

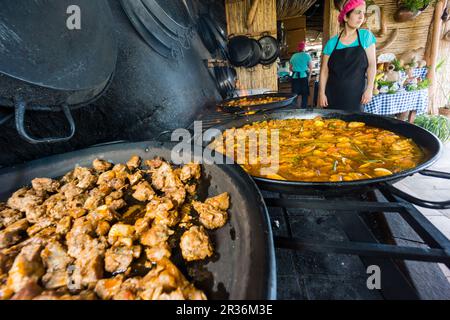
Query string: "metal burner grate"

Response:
xmin=264 ymin=189 xmax=450 ymax=299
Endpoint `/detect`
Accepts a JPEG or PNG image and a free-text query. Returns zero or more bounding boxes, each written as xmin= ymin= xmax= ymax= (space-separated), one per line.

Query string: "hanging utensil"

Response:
xmin=228 ymin=36 xmax=254 ymax=67
xmin=258 ymin=34 xmax=280 ymax=65
xmin=140 ymin=0 xmax=194 ymax=49
xmin=119 ymin=0 xmax=183 ymax=59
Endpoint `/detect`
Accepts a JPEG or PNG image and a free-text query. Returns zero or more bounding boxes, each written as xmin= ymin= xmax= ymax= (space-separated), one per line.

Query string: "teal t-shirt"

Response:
xmin=323 ymin=29 xmax=376 ymax=56
xmin=290 ymin=52 xmax=312 ymax=78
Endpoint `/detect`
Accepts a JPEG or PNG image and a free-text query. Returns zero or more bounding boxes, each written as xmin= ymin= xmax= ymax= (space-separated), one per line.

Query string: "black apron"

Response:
xmin=326 ymin=30 xmax=368 ymax=112
xmin=291 ymin=71 xmax=309 ymax=96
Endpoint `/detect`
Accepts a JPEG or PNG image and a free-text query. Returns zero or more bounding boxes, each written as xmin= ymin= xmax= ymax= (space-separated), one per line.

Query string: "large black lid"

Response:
xmin=0 ymin=0 xmax=117 ymax=91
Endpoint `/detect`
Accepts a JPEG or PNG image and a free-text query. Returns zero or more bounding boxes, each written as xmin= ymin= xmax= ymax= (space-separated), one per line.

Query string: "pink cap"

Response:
xmin=338 ymin=0 xmax=365 ymax=24
xmin=297 ymin=41 xmax=306 ymax=52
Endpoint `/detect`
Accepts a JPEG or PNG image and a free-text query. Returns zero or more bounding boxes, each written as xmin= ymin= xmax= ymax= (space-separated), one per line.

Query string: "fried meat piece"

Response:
xmin=140 ymin=223 xmax=173 ymax=247
xmin=107 ymin=223 xmax=136 ymax=246
xmin=179 ymin=163 xmax=201 ymax=182
xmin=73 ymin=167 xmax=97 ymax=190
xmin=92 ymin=159 xmax=113 ymax=172
xmin=6 ymin=243 xmax=44 ymax=293
xmin=7 ymin=188 xmax=44 ymax=214
xmin=95 ymin=275 xmax=124 ymax=300
xmin=131 ymin=181 xmax=155 ymax=202
xmin=138 ymin=258 xmax=206 ymax=300
xmin=145 ymin=198 xmax=179 ymax=227
xmin=0 ymin=219 xmax=29 ymax=249
xmin=126 ymin=155 xmax=141 ymax=170
xmin=104 ymin=245 xmax=141 ymax=274
xmin=192 ymin=193 xmax=229 ymax=229
xmin=180 ymin=226 xmax=213 ymax=262
xmin=41 ymin=241 xmax=73 ymax=289
xmin=151 ymin=162 xmax=186 ymax=205
xmin=0 ymin=207 xmax=23 ymax=230
xmin=31 ymin=178 xmax=60 ymax=194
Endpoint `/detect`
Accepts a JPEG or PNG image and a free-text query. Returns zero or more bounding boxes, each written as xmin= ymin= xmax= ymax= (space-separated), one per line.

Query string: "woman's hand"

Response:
xmin=318 ymin=92 xmax=328 ymax=108
xmin=361 ymin=88 xmax=373 ymax=105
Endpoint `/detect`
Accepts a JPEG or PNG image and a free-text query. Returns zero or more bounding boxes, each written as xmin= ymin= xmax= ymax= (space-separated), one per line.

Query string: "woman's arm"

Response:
xmin=318 ymin=55 xmax=329 ymax=107
xmin=361 ymin=44 xmax=376 ymax=104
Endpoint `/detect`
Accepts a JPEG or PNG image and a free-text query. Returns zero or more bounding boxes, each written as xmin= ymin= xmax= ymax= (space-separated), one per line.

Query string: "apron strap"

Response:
xmin=334 ymin=29 xmax=363 ymax=51
xmin=334 ymin=31 xmax=344 ymax=51
xmin=356 ymin=29 xmax=362 ymax=47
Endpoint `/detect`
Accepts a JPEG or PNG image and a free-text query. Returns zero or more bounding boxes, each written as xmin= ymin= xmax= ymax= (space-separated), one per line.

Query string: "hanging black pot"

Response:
xmin=0 ymin=0 xmax=117 ymax=144
xmin=244 ymin=38 xmax=263 ymax=68
xmin=227 ymin=36 xmax=254 ymax=67
xmin=197 ymin=15 xmax=217 ymax=54
xmin=198 ymin=14 xmax=228 ymax=59
xmin=224 ymin=66 xmax=237 ymax=97
xmin=203 ymin=14 xmax=228 ymax=59
xmin=258 ymin=34 xmax=280 ymax=66
xmin=213 ymin=66 xmax=237 ymax=99
xmin=214 ymin=66 xmax=229 ymax=98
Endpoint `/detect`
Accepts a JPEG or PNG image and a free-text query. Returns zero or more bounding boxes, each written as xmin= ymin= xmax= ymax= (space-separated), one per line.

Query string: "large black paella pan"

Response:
xmin=0 ymin=141 xmax=276 ymax=299
xmin=201 ymin=108 xmax=450 ymax=208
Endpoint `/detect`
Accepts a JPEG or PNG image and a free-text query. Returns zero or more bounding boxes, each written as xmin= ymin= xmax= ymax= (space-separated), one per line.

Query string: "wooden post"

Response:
xmin=323 ymin=0 xmax=339 ymax=46
xmin=225 ymin=0 xmax=277 ymax=92
xmin=247 ymin=0 xmax=260 ymax=30
xmin=427 ymin=0 xmax=447 ymax=114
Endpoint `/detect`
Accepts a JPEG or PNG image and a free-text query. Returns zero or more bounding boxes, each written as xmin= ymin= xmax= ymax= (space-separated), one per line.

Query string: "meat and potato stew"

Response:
xmin=211 ymin=118 xmax=425 ymax=182
xmin=0 ymin=156 xmax=230 ymax=300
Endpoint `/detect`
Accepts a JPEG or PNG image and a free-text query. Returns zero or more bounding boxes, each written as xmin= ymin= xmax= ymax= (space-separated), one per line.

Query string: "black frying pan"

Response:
xmin=227 ymin=36 xmax=253 ymax=67
xmin=258 ymin=35 xmax=280 ymax=66
xmin=0 ymin=141 xmax=276 ymax=300
xmin=201 ymin=108 xmax=450 ymax=206
xmin=218 ymin=92 xmax=298 ymax=114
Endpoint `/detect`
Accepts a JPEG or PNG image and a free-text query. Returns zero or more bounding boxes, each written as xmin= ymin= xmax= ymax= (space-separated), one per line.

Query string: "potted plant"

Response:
xmin=439 ymin=99 xmax=450 ymax=118
xmin=394 ymin=0 xmax=434 ymax=22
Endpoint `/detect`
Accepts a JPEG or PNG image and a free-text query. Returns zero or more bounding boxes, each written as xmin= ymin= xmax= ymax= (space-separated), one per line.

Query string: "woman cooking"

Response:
xmin=318 ymin=0 xmax=377 ymax=111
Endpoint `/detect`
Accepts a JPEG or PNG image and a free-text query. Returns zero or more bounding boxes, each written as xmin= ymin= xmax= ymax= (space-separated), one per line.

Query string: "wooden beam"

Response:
xmin=247 ymin=0 xmax=260 ymax=30
xmin=323 ymin=0 xmax=339 ymax=47
xmin=427 ymin=0 xmax=447 ymax=114
xmin=323 ymin=0 xmax=331 ymax=45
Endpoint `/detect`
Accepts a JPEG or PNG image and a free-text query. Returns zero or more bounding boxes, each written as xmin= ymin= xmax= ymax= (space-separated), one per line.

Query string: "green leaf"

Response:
xmin=332 ymin=160 xmax=338 ymax=172
xmin=436 ymin=59 xmax=446 ymax=72
xmin=401 ymin=0 xmax=436 ymax=12
xmin=352 ymin=143 xmax=366 ymax=157
xmin=392 ymin=59 xmax=405 ymax=72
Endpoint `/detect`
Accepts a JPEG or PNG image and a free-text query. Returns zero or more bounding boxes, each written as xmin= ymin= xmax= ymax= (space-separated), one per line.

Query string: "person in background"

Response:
xmin=290 ymin=41 xmax=313 ymax=108
xmin=318 ymin=0 xmax=377 ymax=112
